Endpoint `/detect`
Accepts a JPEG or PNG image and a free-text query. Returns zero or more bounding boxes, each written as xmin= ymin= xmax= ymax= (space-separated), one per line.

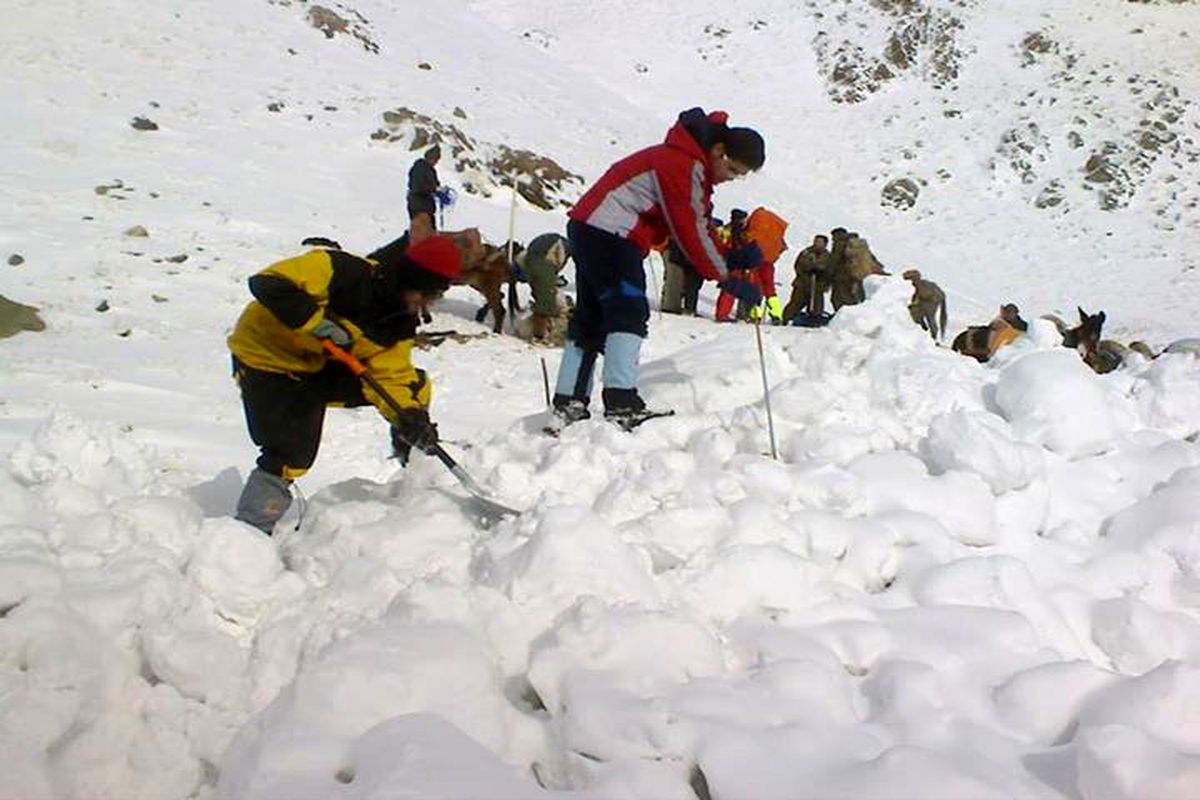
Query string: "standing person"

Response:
xmin=659 ymin=241 xmax=687 ymax=314
xmin=551 ymin=107 xmax=766 ymax=429
xmin=518 ymin=232 xmax=572 ymax=340
xmin=675 ymin=241 xmax=705 ymax=316
xmin=407 ymin=145 xmax=442 ymax=234
xmin=827 ymin=228 xmax=884 ymax=311
xmin=714 ymin=209 xmax=752 ymax=321
xmin=902 ymin=269 xmax=947 ymax=341
xmin=715 ymin=207 xmax=788 ymax=323
xmin=743 ymin=207 xmax=789 ymax=324
xmin=783 ymin=234 xmax=831 ymax=322
xmin=227 ymin=236 xmax=461 ymax=534
xmin=827 ymin=227 xmax=856 ymax=310
xmin=718 ymin=209 xmax=749 ymax=247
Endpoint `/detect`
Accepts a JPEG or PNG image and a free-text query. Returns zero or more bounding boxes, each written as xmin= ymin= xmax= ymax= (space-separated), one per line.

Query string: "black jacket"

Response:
xmin=407 ymin=158 xmax=439 ymax=216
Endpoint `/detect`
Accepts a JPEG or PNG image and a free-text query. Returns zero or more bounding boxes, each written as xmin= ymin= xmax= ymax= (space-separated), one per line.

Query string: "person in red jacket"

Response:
xmin=552 ymin=107 xmax=766 ymax=429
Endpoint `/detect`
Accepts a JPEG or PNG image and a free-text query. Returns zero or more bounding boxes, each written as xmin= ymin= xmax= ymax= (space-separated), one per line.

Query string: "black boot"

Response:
xmin=602 ymin=388 xmax=674 ymax=431
xmin=550 ymin=393 xmax=591 ymax=426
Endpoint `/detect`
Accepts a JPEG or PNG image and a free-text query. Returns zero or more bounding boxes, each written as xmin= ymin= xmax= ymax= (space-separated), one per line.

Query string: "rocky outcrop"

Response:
xmin=0 ymin=295 xmax=46 ymax=339
xmin=373 ymin=107 xmax=584 ymax=210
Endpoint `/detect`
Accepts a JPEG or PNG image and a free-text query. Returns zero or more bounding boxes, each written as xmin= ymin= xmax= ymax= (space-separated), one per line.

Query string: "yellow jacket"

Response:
xmin=228 ymin=249 xmax=430 ymax=419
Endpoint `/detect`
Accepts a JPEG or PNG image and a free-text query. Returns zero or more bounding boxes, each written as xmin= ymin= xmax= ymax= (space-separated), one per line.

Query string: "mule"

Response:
xmin=1044 ymin=307 xmax=1106 ymax=356
xmin=462 ymin=243 xmax=517 ymax=334
xmin=952 ymin=306 xmax=1106 ymax=365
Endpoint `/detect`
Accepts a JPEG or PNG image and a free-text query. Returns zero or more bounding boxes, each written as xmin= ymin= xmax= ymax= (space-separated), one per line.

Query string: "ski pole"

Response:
xmin=506 ymin=185 xmax=518 ymax=332
xmin=320 ymin=340 xmax=519 ymax=518
xmin=540 ymin=356 xmax=551 ymax=407
xmin=753 ymin=313 xmax=779 ymax=460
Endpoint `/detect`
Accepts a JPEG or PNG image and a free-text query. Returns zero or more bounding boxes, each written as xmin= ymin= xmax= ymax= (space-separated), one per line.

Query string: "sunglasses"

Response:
xmin=722 ymin=153 xmax=752 ymax=178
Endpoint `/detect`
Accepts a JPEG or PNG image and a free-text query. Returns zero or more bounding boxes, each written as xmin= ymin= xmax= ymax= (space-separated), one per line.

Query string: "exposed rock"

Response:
xmin=1019 ymin=31 xmax=1058 ymax=66
xmin=881 ymin=177 xmax=921 ymax=210
xmin=95 ymin=300 xmax=110 ymax=313
xmin=996 ymin=121 xmax=1051 ymax=185
xmin=810 ymin=0 xmax=970 ymax=103
xmin=164 ymin=253 xmax=188 ymax=263
xmin=0 ymin=295 xmax=46 ymax=338
xmin=417 ymin=61 xmax=432 ymax=70
xmin=1034 ymin=180 xmax=1065 ymax=208
xmin=8 ymin=254 xmax=24 ymax=266
xmin=96 ymin=180 xmax=134 ymax=199
xmin=305 ymin=4 xmax=378 ymax=53
xmin=375 ymin=107 xmax=584 ymax=210
xmin=124 ymin=225 xmax=149 ymax=237
xmin=130 ymin=116 xmax=158 ymax=131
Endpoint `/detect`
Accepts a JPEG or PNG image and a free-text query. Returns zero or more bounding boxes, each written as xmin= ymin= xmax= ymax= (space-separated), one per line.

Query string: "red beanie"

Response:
xmin=406 ymin=235 xmax=461 ymax=281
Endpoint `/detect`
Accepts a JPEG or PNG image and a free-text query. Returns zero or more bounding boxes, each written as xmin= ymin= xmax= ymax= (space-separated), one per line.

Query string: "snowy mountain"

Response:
xmin=2 ymin=1 xmax=1200 ymax=798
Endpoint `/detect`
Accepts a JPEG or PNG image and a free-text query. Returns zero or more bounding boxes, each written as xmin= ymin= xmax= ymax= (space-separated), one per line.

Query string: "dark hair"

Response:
xmin=723 ymin=127 xmax=765 ymax=170
xmin=425 ymin=145 xmax=441 ymax=160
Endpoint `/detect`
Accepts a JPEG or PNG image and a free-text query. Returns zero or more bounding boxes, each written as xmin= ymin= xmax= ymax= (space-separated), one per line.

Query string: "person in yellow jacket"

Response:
xmin=227 ymin=236 xmax=461 ymax=534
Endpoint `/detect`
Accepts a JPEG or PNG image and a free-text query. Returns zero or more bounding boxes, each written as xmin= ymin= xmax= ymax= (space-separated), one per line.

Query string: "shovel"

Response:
xmin=321 ymin=340 xmax=520 ymax=521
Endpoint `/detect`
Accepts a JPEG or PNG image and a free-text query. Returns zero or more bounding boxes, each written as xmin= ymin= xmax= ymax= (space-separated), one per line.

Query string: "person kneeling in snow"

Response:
xmin=227 ymin=236 xmax=461 ymax=534
xmin=552 ymin=107 xmax=766 ymax=430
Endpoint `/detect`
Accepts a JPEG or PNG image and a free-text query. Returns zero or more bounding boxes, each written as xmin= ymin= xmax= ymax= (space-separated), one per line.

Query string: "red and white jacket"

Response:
xmin=569 ymin=109 xmax=730 ymax=281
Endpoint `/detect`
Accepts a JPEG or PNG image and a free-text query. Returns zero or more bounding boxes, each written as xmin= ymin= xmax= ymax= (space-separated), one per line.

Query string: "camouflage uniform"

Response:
xmin=783 ymin=244 xmax=831 ymax=320
xmin=906 ymin=277 xmax=946 ymax=340
xmin=829 ymin=233 xmax=883 ymax=310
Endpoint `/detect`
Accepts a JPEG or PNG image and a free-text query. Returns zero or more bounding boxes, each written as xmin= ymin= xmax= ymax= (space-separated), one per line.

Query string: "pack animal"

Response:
xmin=951 ymin=304 xmax=1027 ymax=362
xmin=952 ymin=305 xmax=1105 ymax=365
xmin=1043 ymin=307 xmax=1106 ymax=364
xmin=465 ymin=242 xmax=523 ymax=334
xmin=1086 ymin=337 xmax=1199 ymax=373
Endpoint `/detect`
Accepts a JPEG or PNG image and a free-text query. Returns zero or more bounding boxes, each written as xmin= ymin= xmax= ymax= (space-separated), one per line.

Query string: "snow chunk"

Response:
xmin=920 ymin=408 xmax=1045 ymax=493
xmin=527 ymin=598 xmax=725 ymax=713
xmin=993 ymin=660 xmax=1119 ymax=744
xmin=1077 ymin=661 xmax=1200 ymax=751
xmin=187 ymin=518 xmax=303 ymax=626
xmin=994 ymin=350 xmax=1132 ymax=457
xmin=218 ymin=622 xmax=519 ymax=798
xmin=478 ymin=506 xmax=661 ymax=617
xmin=1076 ymin=724 xmax=1200 ymax=800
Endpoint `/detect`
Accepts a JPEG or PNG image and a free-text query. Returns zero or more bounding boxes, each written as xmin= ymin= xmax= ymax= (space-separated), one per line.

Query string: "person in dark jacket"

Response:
xmin=407 ymin=145 xmax=442 ymax=231
xmin=227 ymin=236 xmax=461 ymax=534
xmin=551 ymin=107 xmax=766 ymax=430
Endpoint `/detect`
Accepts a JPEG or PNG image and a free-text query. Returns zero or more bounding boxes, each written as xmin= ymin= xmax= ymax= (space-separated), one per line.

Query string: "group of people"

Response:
xmin=227 ymin=107 xmax=765 ymax=533
xmin=232 ymin=101 xmax=1184 ymax=536
xmin=659 ymin=217 xmax=892 ymax=328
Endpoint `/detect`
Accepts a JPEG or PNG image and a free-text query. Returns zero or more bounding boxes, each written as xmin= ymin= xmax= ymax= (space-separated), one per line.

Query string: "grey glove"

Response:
xmin=311 ymin=317 xmax=352 ymax=347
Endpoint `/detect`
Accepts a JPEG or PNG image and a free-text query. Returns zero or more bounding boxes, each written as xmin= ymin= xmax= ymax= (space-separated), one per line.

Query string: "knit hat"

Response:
xmin=371 ymin=233 xmax=461 ymax=298
xmin=406 ymin=235 xmax=461 ymax=282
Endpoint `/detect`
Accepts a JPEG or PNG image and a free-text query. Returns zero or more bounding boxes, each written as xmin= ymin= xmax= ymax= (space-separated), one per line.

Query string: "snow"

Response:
xmin=2 ymin=0 xmax=1200 ymax=798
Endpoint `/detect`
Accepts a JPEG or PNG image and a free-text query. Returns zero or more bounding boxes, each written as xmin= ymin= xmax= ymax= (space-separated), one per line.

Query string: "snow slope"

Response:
xmin=2 ymin=0 xmax=1200 ymax=798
